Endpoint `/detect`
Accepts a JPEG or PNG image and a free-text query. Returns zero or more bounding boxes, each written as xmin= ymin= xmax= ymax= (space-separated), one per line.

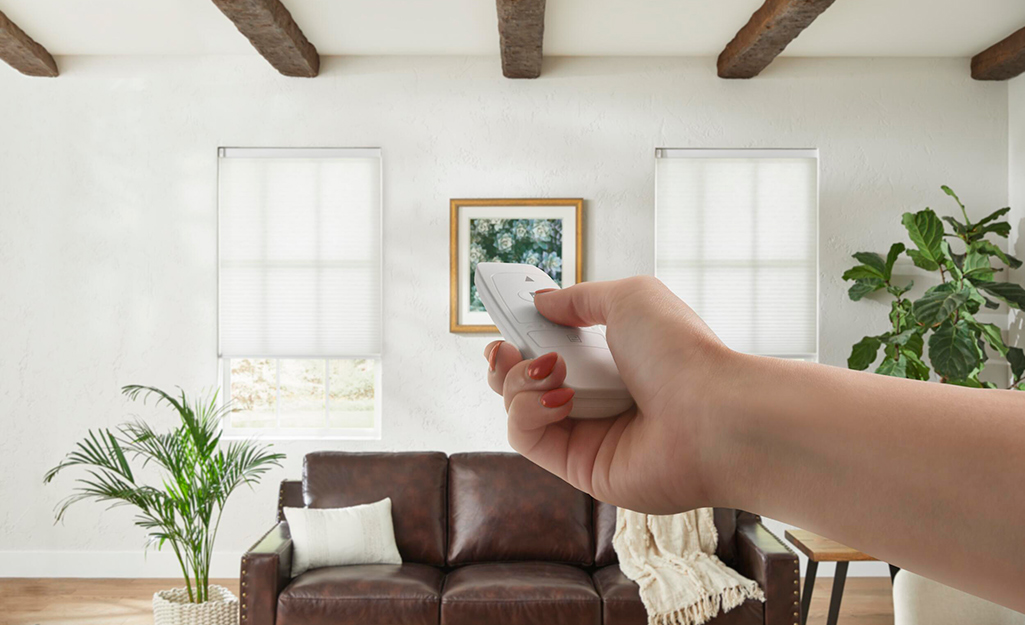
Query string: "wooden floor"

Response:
xmin=0 ymin=577 xmax=893 ymax=625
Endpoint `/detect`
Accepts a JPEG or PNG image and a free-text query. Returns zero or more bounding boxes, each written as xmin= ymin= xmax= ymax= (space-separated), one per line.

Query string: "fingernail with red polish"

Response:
xmin=534 ymin=288 xmax=557 ymax=296
xmin=527 ymin=352 xmax=558 ymax=380
xmin=540 ymin=387 xmax=574 ymax=408
xmin=488 ymin=342 xmax=502 ymax=371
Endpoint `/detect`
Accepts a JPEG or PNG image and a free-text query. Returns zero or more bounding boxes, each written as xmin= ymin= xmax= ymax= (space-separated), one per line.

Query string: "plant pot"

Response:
xmin=153 ymin=585 xmax=238 ymax=625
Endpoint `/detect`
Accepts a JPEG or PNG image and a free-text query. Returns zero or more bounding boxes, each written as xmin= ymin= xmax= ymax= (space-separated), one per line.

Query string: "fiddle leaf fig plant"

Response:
xmin=843 ymin=186 xmax=1025 ymax=389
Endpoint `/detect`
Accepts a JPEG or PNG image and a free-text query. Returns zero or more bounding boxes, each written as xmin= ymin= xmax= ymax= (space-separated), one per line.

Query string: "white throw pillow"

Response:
xmin=283 ymin=498 xmax=402 ymax=577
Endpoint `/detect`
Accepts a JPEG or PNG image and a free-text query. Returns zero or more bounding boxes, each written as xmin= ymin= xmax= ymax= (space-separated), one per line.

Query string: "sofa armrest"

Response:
xmin=241 ymin=521 xmax=293 ymax=625
xmin=735 ymin=518 xmax=800 ymax=625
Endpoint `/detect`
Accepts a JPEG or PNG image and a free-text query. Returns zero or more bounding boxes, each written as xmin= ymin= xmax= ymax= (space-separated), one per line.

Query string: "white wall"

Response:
xmin=1009 ymin=76 xmax=1025 ymax=353
xmin=0 ymin=55 xmax=1008 ymax=578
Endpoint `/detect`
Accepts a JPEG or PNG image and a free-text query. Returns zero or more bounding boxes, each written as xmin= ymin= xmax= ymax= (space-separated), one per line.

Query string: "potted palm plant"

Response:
xmin=44 ymin=385 xmax=284 ymax=625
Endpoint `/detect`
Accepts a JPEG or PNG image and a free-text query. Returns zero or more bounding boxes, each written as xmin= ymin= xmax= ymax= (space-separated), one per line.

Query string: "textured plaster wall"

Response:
xmin=1009 ymin=76 xmax=1025 ymax=351
xmin=0 ymin=55 xmax=1008 ymax=577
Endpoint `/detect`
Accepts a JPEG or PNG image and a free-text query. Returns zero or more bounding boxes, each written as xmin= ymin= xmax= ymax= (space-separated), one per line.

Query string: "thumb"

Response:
xmin=533 ymin=281 xmax=614 ymax=327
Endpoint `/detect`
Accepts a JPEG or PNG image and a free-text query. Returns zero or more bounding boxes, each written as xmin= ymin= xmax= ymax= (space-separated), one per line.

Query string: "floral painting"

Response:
xmin=450 ymin=198 xmax=582 ymax=333
xmin=468 ymin=218 xmax=563 ymax=311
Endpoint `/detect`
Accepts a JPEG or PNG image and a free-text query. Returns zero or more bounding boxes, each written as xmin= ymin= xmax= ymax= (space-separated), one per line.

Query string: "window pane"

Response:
xmin=655 ymin=150 xmax=818 ymax=358
xmin=218 ymin=150 xmax=383 ymax=358
xmin=229 ymin=358 xmax=277 ymax=428
xmin=226 ymin=357 xmax=378 ymax=433
xmin=328 ymin=359 xmax=376 ymax=429
xmin=278 ymin=359 xmax=327 ymax=428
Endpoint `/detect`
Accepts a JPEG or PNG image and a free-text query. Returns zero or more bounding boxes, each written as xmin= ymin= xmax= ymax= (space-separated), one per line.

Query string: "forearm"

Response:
xmin=708 ymin=352 xmax=1025 ymax=611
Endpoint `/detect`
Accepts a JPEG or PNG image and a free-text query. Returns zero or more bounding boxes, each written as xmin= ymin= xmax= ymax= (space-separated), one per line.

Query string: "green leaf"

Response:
xmin=901 ymin=349 xmax=931 ymax=380
xmin=972 ymin=240 xmax=1022 ymax=269
xmin=974 ymin=207 xmax=1010 ymax=228
xmin=902 ymin=209 xmax=944 ymax=271
xmin=889 ymin=298 xmax=914 ymax=332
xmin=906 ymin=249 xmax=938 ymax=271
xmin=963 ymin=249 xmax=995 ymax=282
xmin=977 ymin=282 xmax=1025 ymax=310
xmin=886 ymin=281 xmax=914 ymax=297
xmin=852 ymin=252 xmax=887 ymax=277
xmin=843 ymin=265 xmax=885 ymax=281
xmin=941 ymin=185 xmax=965 ymax=211
xmin=928 ymin=319 xmax=984 ymax=380
xmin=884 ymin=243 xmax=905 ymax=280
xmin=966 ymin=316 xmax=1008 ymax=356
xmin=911 ymin=284 xmax=971 ymax=325
xmin=977 ymin=221 xmax=1011 ymax=238
xmin=904 ymin=332 xmax=925 ymax=358
xmin=963 ymin=284 xmax=987 ymax=315
xmin=1007 ymin=347 xmax=1025 ymax=381
xmin=848 ymin=336 xmax=882 ymax=371
xmin=876 ymin=353 xmax=908 ymax=378
xmin=848 ymin=278 xmax=884 ymax=301
xmin=882 ymin=328 xmax=919 ymax=346
xmin=940 ymin=240 xmax=962 ymax=280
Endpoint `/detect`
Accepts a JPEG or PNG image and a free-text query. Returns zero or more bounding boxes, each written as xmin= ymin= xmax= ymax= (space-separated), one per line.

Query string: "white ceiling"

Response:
xmin=2 ymin=0 xmax=1024 ymax=58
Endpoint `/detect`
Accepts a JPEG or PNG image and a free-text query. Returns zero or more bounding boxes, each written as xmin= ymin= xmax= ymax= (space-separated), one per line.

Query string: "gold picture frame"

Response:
xmin=450 ymin=198 xmax=584 ymax=333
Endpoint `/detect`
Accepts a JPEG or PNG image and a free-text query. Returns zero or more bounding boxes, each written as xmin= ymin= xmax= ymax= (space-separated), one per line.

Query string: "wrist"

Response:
xmin=690 ymin=349 xmax=777 ymax=511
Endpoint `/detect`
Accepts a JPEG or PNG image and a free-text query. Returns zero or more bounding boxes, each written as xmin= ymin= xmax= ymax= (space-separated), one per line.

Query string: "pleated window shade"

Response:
xmin=218 ymin=148 xmax=382 ymax=359
xmin=655 ymin=149 xmax=818 ymax=358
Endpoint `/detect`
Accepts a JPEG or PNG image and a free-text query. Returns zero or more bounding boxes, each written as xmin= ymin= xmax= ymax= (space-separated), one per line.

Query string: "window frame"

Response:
xmin=216 ymin=147 xmax=384 ymax=440
xmin=653 ymin=147 xmax=820 ymax=361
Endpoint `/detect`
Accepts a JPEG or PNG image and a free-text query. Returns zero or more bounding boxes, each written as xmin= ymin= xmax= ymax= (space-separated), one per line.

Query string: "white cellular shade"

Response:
xmin=219 ymin=149 xmax=382 ymax=358
xmin=655 ymin=150 xmax=818 ymax=357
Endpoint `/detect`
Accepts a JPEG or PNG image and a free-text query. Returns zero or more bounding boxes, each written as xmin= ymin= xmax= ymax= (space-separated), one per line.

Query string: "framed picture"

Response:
xmin=450 ymin=198 xmax=583 ymax=333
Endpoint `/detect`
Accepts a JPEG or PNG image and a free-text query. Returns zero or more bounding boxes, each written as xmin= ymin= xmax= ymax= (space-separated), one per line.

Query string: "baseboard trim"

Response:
xmin=0 ymin=550 xmax=245 ymax=578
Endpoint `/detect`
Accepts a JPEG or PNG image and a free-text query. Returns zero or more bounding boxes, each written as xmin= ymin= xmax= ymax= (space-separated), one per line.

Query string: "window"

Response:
xmin=655 ymin=149 xmax=818 ymax=359
xmin=218 ymin=148 xmax=382 ymax=438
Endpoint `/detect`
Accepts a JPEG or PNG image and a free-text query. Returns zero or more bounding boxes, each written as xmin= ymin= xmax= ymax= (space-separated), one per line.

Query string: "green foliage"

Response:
xmin=843 ymin=187 xmax=1024 ymax=389
xmin=44 ymin=386 xmax=285 ymax=603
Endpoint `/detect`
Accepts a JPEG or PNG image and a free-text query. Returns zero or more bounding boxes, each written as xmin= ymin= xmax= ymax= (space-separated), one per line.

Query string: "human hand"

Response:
xmin=483 ymin=276 xmax=734 ymax=514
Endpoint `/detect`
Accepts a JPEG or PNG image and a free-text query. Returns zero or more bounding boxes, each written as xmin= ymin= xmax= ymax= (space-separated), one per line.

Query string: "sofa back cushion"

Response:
xmin=593 ymin=501 xmax=738 ymax=566
xmin=447 ymin=452 xmax=593 ymax=566
xmin=303 ymin=451 xmax=448 ymax=566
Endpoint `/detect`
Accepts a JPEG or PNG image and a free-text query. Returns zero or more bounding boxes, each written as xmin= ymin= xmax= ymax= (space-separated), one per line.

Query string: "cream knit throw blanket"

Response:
xmin=613 ymin=508 xmax=765 ymax=625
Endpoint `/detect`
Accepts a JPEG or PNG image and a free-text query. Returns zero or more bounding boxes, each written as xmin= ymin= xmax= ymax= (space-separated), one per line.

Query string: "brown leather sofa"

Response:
xmin=241 ymin=451 xmax=798 ymax=625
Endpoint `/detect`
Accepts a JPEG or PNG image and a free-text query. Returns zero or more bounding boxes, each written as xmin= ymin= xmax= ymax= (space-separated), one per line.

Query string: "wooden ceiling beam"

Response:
xmin=210 ymin=0 xmax=319 ymax=77
xmin=717 ymin=0 xmax=836 ymax=79
xmin=972 ymin=26 xmax=1025 ymax=81
xmin=496 ymin=0 xmax=546 ymax=79
xmin=0 ymin=9 xmax=58 ymax=77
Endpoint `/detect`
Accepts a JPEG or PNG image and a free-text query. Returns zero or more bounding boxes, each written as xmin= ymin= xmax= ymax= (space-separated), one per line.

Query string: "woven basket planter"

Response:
xmin=153 ymin=585 xmax=238 ymax=625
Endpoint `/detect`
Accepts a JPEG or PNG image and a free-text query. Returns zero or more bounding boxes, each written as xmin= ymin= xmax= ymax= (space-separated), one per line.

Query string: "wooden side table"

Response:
xmin=785 ymin=530 xmax=898 ymax=625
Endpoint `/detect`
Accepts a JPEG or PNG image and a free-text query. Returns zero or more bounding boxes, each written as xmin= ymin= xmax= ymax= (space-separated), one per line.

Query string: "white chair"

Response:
xmin=893 ymin=571 xmax=1025 ymax=625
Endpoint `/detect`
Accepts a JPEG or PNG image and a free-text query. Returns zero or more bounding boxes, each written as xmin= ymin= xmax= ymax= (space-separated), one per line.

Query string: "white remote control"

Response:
xmin=474 ymin=262 xmax=634 ymax=419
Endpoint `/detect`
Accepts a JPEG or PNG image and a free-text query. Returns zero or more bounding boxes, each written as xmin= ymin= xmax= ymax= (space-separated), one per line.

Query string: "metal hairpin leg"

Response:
xmin=800 ymin=561 xmax=818 ymax=625
xmin=825 ymin=562 xmax=848 ymax=625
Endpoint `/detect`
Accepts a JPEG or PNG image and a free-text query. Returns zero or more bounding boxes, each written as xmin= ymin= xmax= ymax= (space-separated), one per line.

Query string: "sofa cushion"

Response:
xmin=447 ymin=452 xmax=592 ymax=565
xmin=441 ymin=562 xmax=600 ymax=625
xmin=593 ymin=502 xmax=739 ymax=566
xmin=592 ymin=565 xmax=764 ymax=625
xmin=303 ymin=451 xmax=448 ymax=565
xmin=277 ymin=563 xmax=443 ymax=625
